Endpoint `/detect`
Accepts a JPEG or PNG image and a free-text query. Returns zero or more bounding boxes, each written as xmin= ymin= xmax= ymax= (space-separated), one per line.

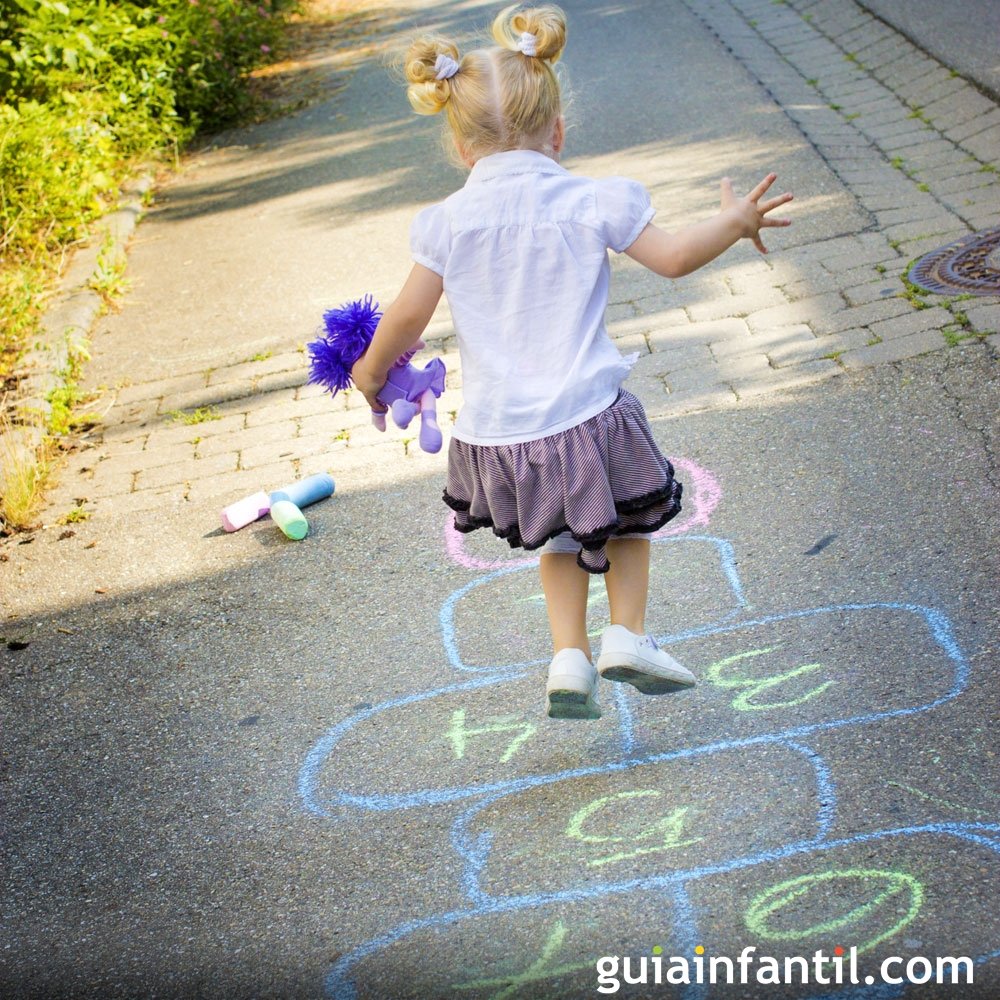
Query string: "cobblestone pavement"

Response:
xmin=40 ymin=0 xmax=999 ymax=527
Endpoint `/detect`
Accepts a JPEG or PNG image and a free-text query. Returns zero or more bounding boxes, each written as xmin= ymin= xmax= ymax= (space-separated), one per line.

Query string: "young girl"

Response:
xmin=352 ymin=4 xmax=792 ymax=721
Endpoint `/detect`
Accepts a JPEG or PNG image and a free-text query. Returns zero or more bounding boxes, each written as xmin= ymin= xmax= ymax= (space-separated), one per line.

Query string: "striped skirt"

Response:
xmin=442 ymin=390 xmax=683 ymax=574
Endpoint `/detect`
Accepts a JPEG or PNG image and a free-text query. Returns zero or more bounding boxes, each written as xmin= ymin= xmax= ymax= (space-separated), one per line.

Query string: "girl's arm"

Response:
xmin=351 ymin=263 xmax=444 ymax=411
xmin=625 ymin=173 xmax=793 ymax=279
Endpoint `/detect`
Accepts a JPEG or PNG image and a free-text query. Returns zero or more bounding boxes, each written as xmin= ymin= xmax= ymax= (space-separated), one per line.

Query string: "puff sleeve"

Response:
xmin=595 ymin=177 xmax=656 ymax=253
xmin=409 ymin=202 xmax=451 ymax=275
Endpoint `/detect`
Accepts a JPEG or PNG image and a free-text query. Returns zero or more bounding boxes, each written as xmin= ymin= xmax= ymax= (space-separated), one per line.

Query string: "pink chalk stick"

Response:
xmin=221 ymin=491 xmax=271 ymax=532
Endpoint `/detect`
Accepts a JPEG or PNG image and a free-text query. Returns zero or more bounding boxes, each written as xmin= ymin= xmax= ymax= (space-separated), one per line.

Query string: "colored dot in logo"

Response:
xmin=865 ymin=975 xmax=875 ymax=985
xmin=834 ymin=946 xmax=844 ymax=957
xmin=694 ymin=945 xmax=705 ymax=955
xmin=652 ymin=946 xmax=663 ymax=956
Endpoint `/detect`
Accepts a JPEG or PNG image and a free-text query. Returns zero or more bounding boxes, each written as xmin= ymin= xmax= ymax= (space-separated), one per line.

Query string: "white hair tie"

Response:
xmin=516 ymin=31 xmax=538 ymax=57
xmin=434 ymin=53 xmax=460 ymax=80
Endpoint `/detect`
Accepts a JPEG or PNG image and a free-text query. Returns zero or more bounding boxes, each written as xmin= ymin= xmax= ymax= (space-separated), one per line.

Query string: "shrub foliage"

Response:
xmin=0 ymin=0 xmax=294 ymax=365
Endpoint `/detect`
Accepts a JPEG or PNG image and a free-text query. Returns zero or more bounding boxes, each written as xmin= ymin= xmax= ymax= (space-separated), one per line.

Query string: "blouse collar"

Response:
xmin=467 ymin=149 xmax=567 ymax=184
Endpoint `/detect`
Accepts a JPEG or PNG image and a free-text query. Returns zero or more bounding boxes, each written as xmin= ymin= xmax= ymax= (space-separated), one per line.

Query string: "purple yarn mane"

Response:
xmin=307 ymin=295 xmax=382 ymax=394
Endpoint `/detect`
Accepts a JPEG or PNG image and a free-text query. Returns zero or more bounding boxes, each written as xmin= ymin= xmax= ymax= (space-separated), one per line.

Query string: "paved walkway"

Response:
xmin=3 ymin=2 xmax=999 ymax=996
xmin=31 ymin=0 xmax=999 ymax=528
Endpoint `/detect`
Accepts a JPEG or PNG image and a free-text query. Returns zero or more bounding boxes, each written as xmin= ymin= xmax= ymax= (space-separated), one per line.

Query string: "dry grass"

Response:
xmin=0 ymin=403 xmax=50 ymax=532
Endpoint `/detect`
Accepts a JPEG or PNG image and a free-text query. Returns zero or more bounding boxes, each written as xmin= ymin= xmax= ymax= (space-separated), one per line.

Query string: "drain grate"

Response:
xmin=907 ymin=226 xmax=1000 ymax=296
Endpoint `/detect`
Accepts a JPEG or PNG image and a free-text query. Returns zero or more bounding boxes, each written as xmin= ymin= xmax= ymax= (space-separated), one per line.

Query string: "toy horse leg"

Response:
xmin=371 ymin=410 xmax=387 ymax=432
xmin=391 ymin=398 xmax=419 ymax=430
xmin=417 ymin=387 xmax=442 ymax=454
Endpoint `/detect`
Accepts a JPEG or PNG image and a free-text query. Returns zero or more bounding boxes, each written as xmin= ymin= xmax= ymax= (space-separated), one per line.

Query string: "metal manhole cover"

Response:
xmin=907 ymin=226 xmax=1000 ymax=295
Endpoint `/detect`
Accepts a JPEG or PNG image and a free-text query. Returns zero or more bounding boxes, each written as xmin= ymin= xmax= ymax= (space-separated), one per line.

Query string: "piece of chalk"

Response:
xmin=270 ymin=499 xmax=308 ymax=540
xmin=221 ymin=491 xmax=271 ymax=532
xmin=269 ymin=472 xmax=334 ymax=509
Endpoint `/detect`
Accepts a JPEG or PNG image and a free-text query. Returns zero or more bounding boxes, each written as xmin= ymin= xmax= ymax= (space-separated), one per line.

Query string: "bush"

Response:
xmin=0 ymin=0 xmax=295 ymax=368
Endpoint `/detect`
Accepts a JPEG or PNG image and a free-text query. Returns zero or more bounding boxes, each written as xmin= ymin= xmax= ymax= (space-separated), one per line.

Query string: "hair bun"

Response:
xmin=492 ymin=4 xmax=567 ymax=62
xmin=405 ymin=36 xmax=462 ymax=115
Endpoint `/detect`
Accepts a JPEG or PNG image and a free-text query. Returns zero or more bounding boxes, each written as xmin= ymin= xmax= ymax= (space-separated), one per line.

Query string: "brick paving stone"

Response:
xmin=921 ymin=88 xmax=996 ymax=128
xmin=728 ymin=358 xmax=840 ymax=399
xmin=136 ymin=439 xmax=200 ymax=471
xmin=874 ymin=203 xmax=951 ymax=228
xmin=842 ymin=282 xmax=903 ymax=307
xmin=649 ymin=318 xmax=752 ymax=349
xmin=879 ymin=56 xmax=939 ymax=91
xmin=899 ymin=73 xmax=967 ymax=108
xmin=838 ymin=328 xmax=947 ymax=369
xmin=711 ymin=324 xmax=816 ymax=359
xmin=113 ymin=372 xmax=208 ymax=407
xmin=650 ymin=385 xmax=738 ymax=418
xmin=686 ymin=287 xmax=787 ymax=322
xmin=855 ymin=117 xmax=926 ymax=142
xmin=896 ymin=232 xmax=971 ymax=262
xmin=642 ymin=342 xmax=713 ymax=370
xmin=963 ymin=211 xmax=1000 ymax=233
xmin=143 ymin=411 xmax=247 ymax=451
xmin=898 ymin=142 xmax=971 ymax=170
xmin=195 ymin=419 xmax=293 ymax=458
xmin=797 ymin=326 xmax=874 ymax=358
xmin=244 ymin=394 xmax=306 ymax=428
xmin=612 ymin=332 xmax=651 ymax=356
xmin=136 ymin=450 xmax=238 ymax=491
xmin=745 ymin=293 xmax=845 ymax=333
xmin=91 ymin=485 xmax=188 ymax=519
xmin=84 ymin=467 xmax=137 ymax=500
xmin=181 ymin=460 xmax=300 ymax=506
xmin=780 ymin=267 xmax=886 ymax=301
xmin=965 ymin=303 xmax=1000 ymax=336
xmin=811 ymin=297 xmax=912 ymax=336
xmin=618 ymin=304 xmax=688 ymax=331
xmin=662 ymin=362 xmax=737 ymax=394
xmin=947 ymin=108 xmax=1000 ymax=144
xmin=159 ymin=380 xmax=256 ymax=414
xmin=708 ymin=352 xmax=773 ymax=381
xmin=877 ymin=128 xmax=940 ymax=154
xmin=109 ymin=398 xmax=162 ymax=427
xmin=206 ymin=351 xmax=305 ymax=386
xmin=238 ymin=433 xmax=332 ymax=471
xmin=918 ymin=156 xmax=990 ymax=183
xmin=883 ymin=218 xmax=966 ymax=243
xmin=962 ymin=127 xmax=1000 ymax=164
xmin=867 ymin=306 xmax=953 ymax=342
xmin=624 ymin=374 xmax=670 ymax=409
xmin=633 ymin=348 xmax=702 ymax=378
xmin=820 ymin=244 xmax=899 ymax=272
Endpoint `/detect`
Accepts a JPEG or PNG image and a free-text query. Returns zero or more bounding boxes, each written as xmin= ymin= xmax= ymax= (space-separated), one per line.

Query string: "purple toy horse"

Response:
xmin=307 ymin=296 xmax=447 ymax=454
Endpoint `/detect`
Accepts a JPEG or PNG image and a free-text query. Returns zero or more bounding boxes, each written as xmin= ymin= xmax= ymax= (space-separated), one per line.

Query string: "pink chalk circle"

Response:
xmin=443 ymin=456 xmax=721 ymax=570
xmin=221 ymin=491 xmax=271 ymax=532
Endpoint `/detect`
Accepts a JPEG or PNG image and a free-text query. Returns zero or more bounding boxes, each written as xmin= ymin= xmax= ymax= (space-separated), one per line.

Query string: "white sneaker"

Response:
xmin=597 ymin=625 xmax=696 ymax=695
xmin=546 ymin=648 xmax=602 ymax=720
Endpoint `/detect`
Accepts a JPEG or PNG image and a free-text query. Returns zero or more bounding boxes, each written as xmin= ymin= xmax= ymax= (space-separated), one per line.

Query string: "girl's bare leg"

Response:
xmin=539 ymin=553 xmax=592 ymax=658
xmin=604 ymin=537 xmax=650 ymax=633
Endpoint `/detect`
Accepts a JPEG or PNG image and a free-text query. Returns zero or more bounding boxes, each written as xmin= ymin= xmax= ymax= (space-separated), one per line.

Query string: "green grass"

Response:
xmin=167 ymin=406 xmax=222 ymax=425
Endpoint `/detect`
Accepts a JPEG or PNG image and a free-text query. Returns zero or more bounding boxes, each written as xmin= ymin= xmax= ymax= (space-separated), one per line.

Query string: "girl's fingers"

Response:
xmin=747 ymin=172 xmax=778 ymax=203
xmin=762 ymin=216 xmax=793 ymax=228
xmin=752 ymin=234 xmax=768 ymax=254
xmin=760 ymin=192 xmax=794 ymax=214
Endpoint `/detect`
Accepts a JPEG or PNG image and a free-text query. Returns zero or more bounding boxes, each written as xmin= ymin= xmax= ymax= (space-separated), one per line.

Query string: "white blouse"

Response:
xmin=410 ymin=149 xmax=654 ymax=445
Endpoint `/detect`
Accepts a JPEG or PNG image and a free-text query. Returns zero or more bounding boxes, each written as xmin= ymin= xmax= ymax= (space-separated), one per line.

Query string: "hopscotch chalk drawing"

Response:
xmin=298 ymin=459 xmax=999 ymax=999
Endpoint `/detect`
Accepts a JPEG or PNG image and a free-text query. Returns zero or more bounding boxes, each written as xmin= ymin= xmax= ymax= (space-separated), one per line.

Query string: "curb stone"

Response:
xmin=11 ymin=172 xmax=155 ymax=452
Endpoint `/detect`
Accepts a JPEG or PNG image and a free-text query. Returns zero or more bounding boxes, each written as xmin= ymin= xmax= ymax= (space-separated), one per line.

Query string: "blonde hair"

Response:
xmin=404 ymin=5 xmax=567 ymax=161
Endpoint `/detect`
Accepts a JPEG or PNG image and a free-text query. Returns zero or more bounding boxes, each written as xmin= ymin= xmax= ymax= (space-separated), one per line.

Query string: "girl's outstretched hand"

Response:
xmin=721 ymin=173 xmax=793 ymax=253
